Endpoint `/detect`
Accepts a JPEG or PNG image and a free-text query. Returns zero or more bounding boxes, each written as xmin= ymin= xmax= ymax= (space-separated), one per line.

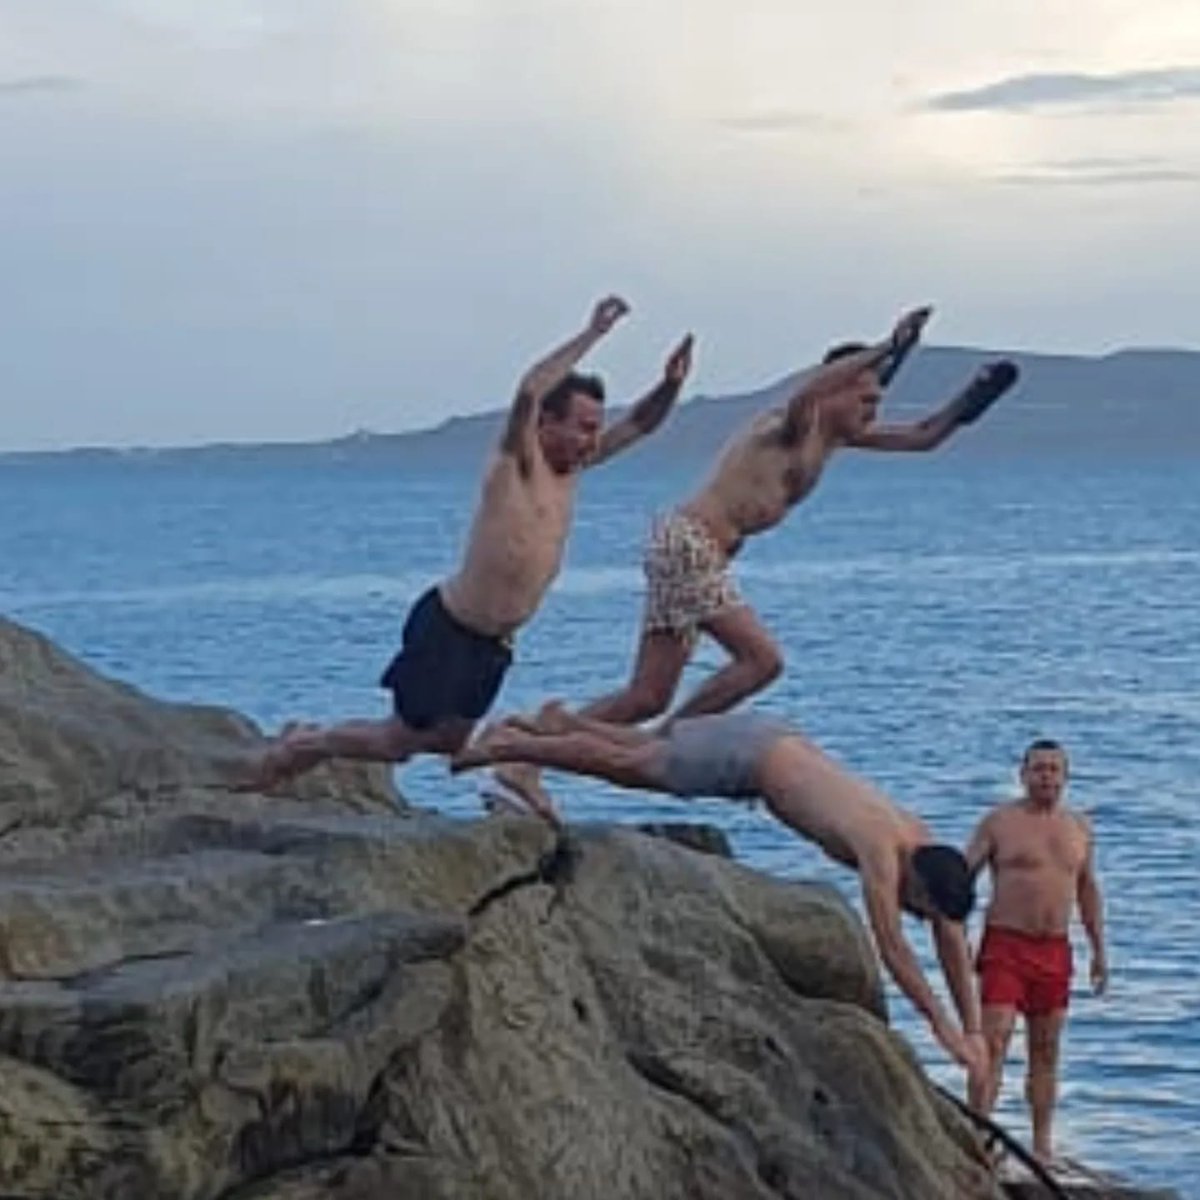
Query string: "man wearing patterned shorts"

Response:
xmin=493 ymin=306 xmax=1020 ymax=817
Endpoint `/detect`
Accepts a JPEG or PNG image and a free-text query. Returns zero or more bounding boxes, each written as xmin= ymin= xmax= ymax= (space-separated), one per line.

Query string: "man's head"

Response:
xmin=538 ymin=372 xmax=606 ymax=473
xmin=903 ymin=843 xmax=976 ymax=922
xmin=1021 ymin=738 xmax=1068 ymax=810
xmin=819 ymin=342 xmax=883 ymax=437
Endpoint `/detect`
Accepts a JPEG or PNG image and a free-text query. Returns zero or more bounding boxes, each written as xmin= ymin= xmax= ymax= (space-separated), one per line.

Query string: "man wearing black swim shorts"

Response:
xmin=240 ymin=298 xmax=694 ymax=793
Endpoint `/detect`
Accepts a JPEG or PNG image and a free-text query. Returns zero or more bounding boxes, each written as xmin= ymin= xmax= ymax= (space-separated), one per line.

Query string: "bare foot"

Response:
xmin=450 ymin=720 xmax=511 ymax=772
xmin=233 ymin=722 xmax=320 ymax=793
xmin=534 ymin=699 xmax=575 ymax=734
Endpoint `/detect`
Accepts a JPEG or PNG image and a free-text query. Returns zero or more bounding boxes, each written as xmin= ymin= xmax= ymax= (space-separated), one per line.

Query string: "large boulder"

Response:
xmin=0 ymin=616 xmax=1004 ymax=1199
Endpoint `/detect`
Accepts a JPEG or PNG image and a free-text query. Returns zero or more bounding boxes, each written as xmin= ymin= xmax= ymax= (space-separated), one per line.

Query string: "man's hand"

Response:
xmin=590 ymin=295 xmax=630 ymax=335
xmin=890 ymin=306 xmax=933 ymax=354
xmin=663 ymin=333 xmax=694 ymax=386
xmin=934 ymin=1016 xmax=989 ymax=1082
xmin=963 ymin=1031 xmax=991 ymax=1091
xmin=1091 ymin=954 xmax=1109 ymax=996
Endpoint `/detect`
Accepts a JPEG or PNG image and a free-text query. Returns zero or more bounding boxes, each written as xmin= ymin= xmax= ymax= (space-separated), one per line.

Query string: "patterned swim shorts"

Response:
xmin=642 ymin=510 xmax=743 ymax=643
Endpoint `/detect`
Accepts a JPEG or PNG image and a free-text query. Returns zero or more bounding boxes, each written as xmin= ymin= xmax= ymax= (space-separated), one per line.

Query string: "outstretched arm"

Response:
xmin=848 ymin=359 xmax=1019 ymax=452
xmin=932 ymin=916 xmax=982 ymax=1037
xmin=502 ymin=296 xmax=629 ymax=472
xmin=860 ymin=863 xmax=980 ymax=1076
xmin=1077 ymin=815 xmax=1108 ymax=995
xmin=591 ymin=334 xmax=694 ymax=467
xmin=781 ymin=307 xmax=931 ymax=442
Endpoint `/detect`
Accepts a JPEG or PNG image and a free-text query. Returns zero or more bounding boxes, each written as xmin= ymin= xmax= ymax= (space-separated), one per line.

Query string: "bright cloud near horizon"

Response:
xmin=2 ymin=0 xmax=1199 ymax=449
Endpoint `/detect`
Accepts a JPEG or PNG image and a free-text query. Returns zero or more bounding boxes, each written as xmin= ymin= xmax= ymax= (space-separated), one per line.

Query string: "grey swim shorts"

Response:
xmin=660 ymin=712 xmax=792 ymax=800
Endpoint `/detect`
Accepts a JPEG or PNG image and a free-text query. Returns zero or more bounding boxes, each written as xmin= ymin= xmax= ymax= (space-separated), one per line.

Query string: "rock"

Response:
xmin=636 ymin=821 xmax=733 ymax=857
xmin=0 ymin=616 xmax=1053 ymax=1198
xmin=999 ymin=1156 xmax=1181 ymax=1199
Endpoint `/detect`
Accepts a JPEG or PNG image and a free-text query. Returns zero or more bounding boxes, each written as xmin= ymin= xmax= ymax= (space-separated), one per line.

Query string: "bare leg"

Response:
xmin=239 ymin=714 xmax=470 ymax=791
xmin=491 ymin=632 xmax=689 ymax=813
xmin=580 ymin=629 xmax=693 ymax=724
xmin=456 ymin=725 xmax=665 ymax=792
xmin=1026 ymin=1010 xmax=1066 ymax=1162
xmin=534 ymin=700 xmax=662 ymax=748
xmin=667 ymin=605 xmax=782 ymax=723
xmin=972 ymin=1004 xmax=1018 ymax=1115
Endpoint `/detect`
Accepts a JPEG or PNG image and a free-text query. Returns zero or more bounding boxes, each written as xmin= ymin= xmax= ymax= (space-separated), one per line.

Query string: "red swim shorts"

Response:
xmin=977 ymin=925 xmax=1072 ymax=1016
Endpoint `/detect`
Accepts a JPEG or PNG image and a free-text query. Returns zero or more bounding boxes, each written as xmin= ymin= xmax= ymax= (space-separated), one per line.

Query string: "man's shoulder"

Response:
xmin=483 ymin=443 xmax=554 ymax=485
xmin=983 ymin=798 xmax=1024 ymax=822
xmin=1060 ymin=805 xmax=1093 ymax=834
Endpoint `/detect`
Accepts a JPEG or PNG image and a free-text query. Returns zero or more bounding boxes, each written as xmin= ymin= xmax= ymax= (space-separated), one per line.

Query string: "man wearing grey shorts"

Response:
xmin=454 ymin=704 xmax=988 ymax=1086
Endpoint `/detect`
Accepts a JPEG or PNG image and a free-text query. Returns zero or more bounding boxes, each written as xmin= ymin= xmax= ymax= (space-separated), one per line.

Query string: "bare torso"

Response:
xmin=757 ymin=735 xmax=927 ymax=873
xmin=981 ymin=803 xmax=1088 ymax=936
xmin=681 ymin=411 xmax=832 ymax=556
xmin=440 ymin=452 xmax=577 ymax=638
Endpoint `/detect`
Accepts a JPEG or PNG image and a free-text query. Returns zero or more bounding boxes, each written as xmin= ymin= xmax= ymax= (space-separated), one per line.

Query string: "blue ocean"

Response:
xmin=1 ymin=451 xmax=1196 ymax=1195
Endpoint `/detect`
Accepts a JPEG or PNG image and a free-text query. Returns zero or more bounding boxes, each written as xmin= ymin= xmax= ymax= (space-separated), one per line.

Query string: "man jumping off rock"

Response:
xmin=456 ymin=703 xmax=989 ymax=1084
xmin=241 ymin=298 xmax=694 ymax=794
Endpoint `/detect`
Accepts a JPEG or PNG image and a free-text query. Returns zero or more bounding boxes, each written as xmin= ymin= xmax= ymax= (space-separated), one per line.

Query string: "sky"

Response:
xmin=2 ymin=0 xmax=1199 ymax=450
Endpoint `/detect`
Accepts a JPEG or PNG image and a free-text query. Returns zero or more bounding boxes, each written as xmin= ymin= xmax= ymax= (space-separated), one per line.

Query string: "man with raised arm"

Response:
xmin=966 ymin=739 xmax=1107 ymax=1164
xmin=457 ymin=704 xmax=989 ymax=1085
xmin=494 ymin=307 xmax=1018 ymax=816
xmin=241 ymin=298 xmax=694 ymax=789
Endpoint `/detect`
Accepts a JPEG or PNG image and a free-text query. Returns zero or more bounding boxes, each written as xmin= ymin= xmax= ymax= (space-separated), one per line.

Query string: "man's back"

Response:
xmin=756 ymin=731 xmax=925 ymax=871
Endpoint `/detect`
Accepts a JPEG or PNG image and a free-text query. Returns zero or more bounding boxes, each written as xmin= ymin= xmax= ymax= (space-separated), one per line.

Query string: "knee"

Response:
xmin=624 ymin=681 xmax=675 ymax=723
xmin=743 ymin=641 xmax=784 ymax=687
xmin=1028 ymin=1046 xmax=1060 ymax=1077
xmin=380 ymin=722 xmax=419 ymax=760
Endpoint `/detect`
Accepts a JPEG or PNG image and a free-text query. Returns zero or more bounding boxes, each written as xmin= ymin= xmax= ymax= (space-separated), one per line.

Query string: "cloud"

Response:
xmin=927 ymin=66 xmax=1200 ymax=113
xmin=716 ymin=110 xmax=851 ymax=135
xmin=995 ymin=155 xmax=1200 ymax=186
xmin=0 ymin=75 xmax=82 ymax=97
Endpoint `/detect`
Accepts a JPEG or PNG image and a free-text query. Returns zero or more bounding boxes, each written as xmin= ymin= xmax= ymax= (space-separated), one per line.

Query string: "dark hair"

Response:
xmin=542 ymin=372 xmax=605 ymax=421
xmin=910 ymin=844 xmax=976 ymax=922
xmin=822 ymin=341 xmax=868 ymax=364
xmin=1022 ymin=738 xmax=1068 ymax=770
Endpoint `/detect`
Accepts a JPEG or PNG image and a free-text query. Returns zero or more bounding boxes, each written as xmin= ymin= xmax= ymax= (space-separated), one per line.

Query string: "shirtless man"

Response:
xmin=965 ymin=740 xmax=1107 ymax=1163
xmin=242 ymin=297 xmax=694 ymax=790
xmin=495 ymin=306 xmax=1018 ymax=814
xmin=457 ymin=705 xmax=989 ymax=1083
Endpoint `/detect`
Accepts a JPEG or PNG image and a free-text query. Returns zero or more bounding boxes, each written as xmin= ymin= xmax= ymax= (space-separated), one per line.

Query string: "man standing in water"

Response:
xmin=455 ymin=703 xmax=989 ymax=1084
xmin=494 ymin=306 xmax=1019 ymax=815
xmin=966 ymin=740 xmax=1107 ymax=1163
xmin=242 ymin=297 xmax=694 ymax=790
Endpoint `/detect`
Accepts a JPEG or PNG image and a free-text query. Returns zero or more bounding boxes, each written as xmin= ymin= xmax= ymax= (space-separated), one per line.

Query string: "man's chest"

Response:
xmin=995 ymin=816 xmax=1085 ymax=874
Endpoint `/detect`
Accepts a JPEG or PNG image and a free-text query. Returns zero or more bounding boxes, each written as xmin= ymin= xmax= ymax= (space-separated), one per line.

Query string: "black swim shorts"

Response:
xmin=378 ymin=587 xmax=512 ymax=730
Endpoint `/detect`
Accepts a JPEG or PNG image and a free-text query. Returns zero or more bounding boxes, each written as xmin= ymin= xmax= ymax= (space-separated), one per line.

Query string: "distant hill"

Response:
xmin=4 ymin=345 xmax=1199 ymax=469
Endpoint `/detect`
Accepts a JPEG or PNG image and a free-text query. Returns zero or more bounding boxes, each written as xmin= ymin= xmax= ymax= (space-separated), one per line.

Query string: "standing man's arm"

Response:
xmin=848 ymin=359 xmax=1019 ymax=452
xmin=1077 ymin=815 xmax=1108 ymax=995
xmin=781 ymin=306 xmax=931 ymax=442
xmin=502 ymin=295 xmax=630 ymax=473
xmin=964 ymin=812 xmax=995 ymax=879
xmin=591 ymin=333 xmax=694 ymax=466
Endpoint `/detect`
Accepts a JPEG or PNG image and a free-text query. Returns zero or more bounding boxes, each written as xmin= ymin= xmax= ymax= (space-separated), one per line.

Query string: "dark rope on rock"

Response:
xmin=466 ymin=829 xmax=579 ymax=919
xmin=933 ymin=1083 xmax=1071 ymax=1200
